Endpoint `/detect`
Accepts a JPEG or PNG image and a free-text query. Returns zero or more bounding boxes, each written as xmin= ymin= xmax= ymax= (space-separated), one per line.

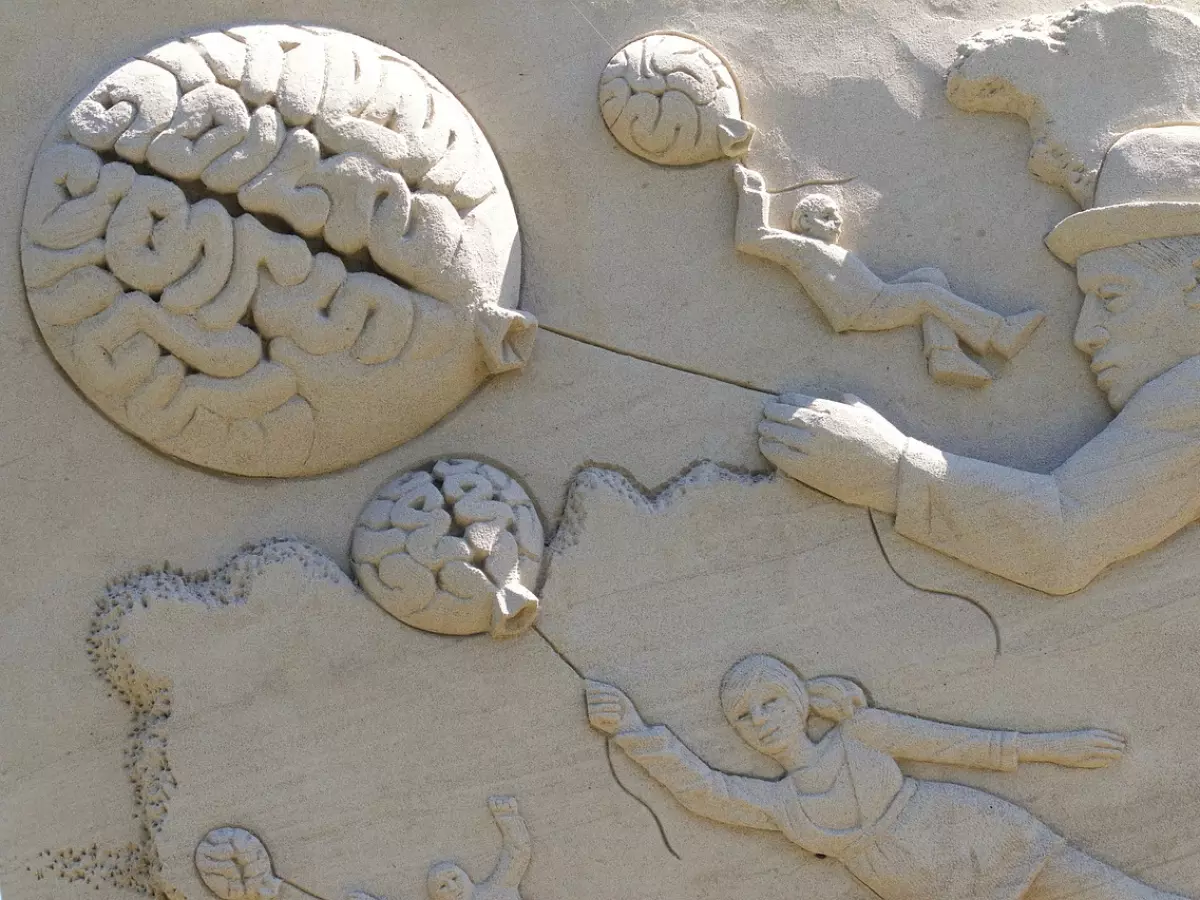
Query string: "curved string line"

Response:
xmin=530 ymin=625 xmax=682 ymax=860
xmin=280 ymin=875 xmax=336 ymax=900
xmin=606 ymin=738 xmax=682 ymax=860
xmin=766 ymin=175 xmax=857 ymax=194
xmin=867 ymin=509 xmax=1002 ymax=656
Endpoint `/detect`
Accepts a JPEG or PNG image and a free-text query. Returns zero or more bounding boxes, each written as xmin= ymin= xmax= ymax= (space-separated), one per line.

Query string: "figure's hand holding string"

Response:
xmin=733 ymin=164 xmax=767 ymax=195
xmin=733 ymin=165 xmax=782 ymax=256
xmin=759 ymin=393 xmax=907 ymax=514
xmin=487 ymin=795 xmax=521 ymax=819
xmin=1016 ymin=729 xmax=1127 ymax=768
xmin=585 ymin=680 xmax=646 ymax=736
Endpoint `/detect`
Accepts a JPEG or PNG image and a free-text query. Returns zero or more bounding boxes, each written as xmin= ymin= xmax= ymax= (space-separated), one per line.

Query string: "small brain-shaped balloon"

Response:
xmin=352 ymin=458 xmax=543 ymax=638
xmin=195 ymin=827 xmax=281 ymax=900
xmin=599 ymin=32 xmax=755 ymax=165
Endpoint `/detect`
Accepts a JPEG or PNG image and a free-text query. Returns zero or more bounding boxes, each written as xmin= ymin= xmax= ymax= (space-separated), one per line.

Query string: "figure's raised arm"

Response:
xmin=484 ymin=795 xmax=531 ymax=890
xmin=843 ymin=707 xmax=1126 ymax=771
xmin=734 ymin=165 xmax=795 ymax=262
xmin=585 ymin=680 xmax=780 ymax=831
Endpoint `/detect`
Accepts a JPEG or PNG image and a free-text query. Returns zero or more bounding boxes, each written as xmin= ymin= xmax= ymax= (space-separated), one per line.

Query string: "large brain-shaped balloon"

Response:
xmin=21 ymin=25 xmax=536 ymax=476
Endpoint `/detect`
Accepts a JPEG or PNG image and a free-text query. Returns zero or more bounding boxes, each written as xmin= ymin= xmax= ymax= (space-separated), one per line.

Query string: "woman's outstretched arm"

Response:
xmin=586 ymin=680 xmax=781 ymax=831
xmin=842 ymin=707 xmax=1126 ymax=771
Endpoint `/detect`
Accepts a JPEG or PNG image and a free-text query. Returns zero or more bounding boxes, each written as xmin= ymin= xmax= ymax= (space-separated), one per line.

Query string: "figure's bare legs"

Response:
xmin=1027 ymin=847 xmax=1188 ymax=900
xmin=898 ymin=267 xmax=951 ymax=290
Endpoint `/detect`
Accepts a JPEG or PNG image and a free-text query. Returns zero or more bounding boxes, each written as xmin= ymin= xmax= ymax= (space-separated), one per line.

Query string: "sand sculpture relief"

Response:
xmin=598 ymin=33 xmax=756 ymax=166
xmin=423 ymin=797 xmax=532 ymax=900
xmin=733 ymin=165 xmax=1045 ymax=387
xmin=11 ymin=4 xmax=1200 ymax=900
xmin=194 ymin=828 xmax=286 ymax=900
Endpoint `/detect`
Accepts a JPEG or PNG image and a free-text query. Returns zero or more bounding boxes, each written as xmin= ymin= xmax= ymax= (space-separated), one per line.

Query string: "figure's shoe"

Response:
xmin=922 ymin=315 xmax=989 ymax=387
xmin=928 ymin=347 xmax=992 ymax=388
xmin=991 ymin=310 xmax=1045 ymax=359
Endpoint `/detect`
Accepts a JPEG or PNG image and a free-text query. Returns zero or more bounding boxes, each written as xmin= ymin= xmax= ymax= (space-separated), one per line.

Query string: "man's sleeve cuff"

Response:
xmin=894 ymin=437 xmax=949 ymax=540
xmin=994 ymin=731 xmax=1021 ymax=771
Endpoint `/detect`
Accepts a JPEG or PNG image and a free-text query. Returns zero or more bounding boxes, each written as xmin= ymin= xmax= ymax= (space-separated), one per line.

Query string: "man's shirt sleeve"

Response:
xmin=892 ymin=362 xmax=1200 ymax=594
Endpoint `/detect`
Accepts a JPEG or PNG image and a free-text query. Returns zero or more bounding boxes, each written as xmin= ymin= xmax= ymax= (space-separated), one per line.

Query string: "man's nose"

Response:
xmin=1074 ymin=293 xmax=1109 ymax=354
xmin=750 ymin=705 xmax=768 ymax=724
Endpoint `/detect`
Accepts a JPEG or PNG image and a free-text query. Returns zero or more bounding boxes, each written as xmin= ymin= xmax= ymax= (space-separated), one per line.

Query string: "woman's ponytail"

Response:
xmin=805 ymin=676 xmax=867 ymax=722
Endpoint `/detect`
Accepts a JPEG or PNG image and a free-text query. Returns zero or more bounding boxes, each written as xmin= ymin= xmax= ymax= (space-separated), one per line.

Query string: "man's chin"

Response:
xmin=1099 ymin=361 xmax=1178 ymax=410
xmin=1102 ymin=376 xmax=1143 ymax=412
xmin=1102 ymin=385 xmax=1126 ymax=411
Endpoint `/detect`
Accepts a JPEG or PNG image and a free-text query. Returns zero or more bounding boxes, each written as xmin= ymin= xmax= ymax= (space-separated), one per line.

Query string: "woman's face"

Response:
xmin=428 ymin=862 xmax=472 ymax=900
xmin=726 ymin=677 xmax=808 ymax=757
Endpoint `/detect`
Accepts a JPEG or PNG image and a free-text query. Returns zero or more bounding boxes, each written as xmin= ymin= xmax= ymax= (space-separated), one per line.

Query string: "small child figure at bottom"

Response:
xmin=426 ymin=796 xmax=532 ymax=900
xmin=734 ymin=165 xmax=1044 ymax=386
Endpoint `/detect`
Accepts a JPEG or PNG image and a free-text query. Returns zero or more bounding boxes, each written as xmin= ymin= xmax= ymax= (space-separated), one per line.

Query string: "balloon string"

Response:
xmin=280 ymin=875 xmax=335 ymax=900
xmin=766 ymin=174 xmax=857 ymax=194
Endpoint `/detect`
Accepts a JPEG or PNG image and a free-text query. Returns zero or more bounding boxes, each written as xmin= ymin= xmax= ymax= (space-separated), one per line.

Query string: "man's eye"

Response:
xmin=1091 ymin=288 xmax=1128 ymax=313
xmin=737 ymin=712 xmax=751 ymax=721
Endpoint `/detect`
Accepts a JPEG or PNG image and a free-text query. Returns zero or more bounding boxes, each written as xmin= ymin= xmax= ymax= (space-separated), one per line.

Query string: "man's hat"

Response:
xmin=1046 ymin=125 xmax=1200 ymax=264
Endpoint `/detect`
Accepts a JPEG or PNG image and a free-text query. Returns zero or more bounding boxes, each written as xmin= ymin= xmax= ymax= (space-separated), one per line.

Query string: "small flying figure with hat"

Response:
xmin=758 ymin=124 xmax=1200 ymax=594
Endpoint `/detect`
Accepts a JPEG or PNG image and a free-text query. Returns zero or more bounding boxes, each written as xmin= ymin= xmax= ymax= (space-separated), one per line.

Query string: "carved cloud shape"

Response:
xmin=947 ymin=3 xmax=1200 ymax=209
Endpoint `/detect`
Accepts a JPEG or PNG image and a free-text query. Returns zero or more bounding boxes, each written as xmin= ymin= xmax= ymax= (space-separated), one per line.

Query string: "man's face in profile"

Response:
xmin=1074 ymin=244 xmax=1200 ymax=409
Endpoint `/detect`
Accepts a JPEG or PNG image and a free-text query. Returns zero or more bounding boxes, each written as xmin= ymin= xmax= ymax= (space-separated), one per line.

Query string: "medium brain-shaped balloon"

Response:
xmin=352 ymin=458 xmax=543 ymax=638
xmin=21 ymin=25 xmax=536 ymax=476
xmin=599 ymin=32 xmax=755 ymax=165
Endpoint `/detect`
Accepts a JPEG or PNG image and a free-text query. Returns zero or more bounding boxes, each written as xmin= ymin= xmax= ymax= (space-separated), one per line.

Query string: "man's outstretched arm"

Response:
xmin=891 ymin=400 xmax=1200 ymax=594
xmin=759 ymin=386 xmax=1200 ymax=594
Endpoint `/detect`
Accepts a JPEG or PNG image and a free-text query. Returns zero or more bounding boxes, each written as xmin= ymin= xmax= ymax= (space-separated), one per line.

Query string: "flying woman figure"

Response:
xmin=586 ymin=656 xmax=1183 ymax=900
